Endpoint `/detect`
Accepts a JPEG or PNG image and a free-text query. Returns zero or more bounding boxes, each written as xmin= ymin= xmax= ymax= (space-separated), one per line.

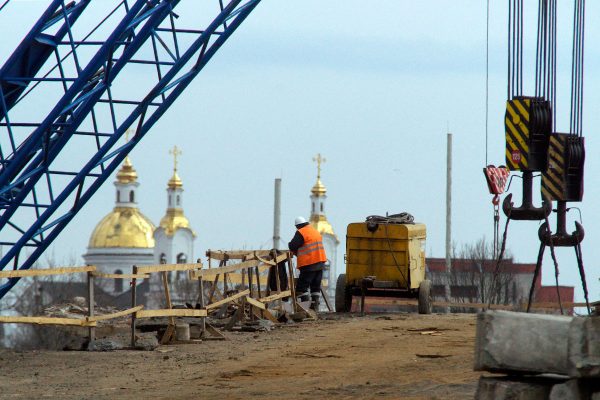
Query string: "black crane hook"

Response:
xmin=502 ymin=171 xmax=551 ymax=220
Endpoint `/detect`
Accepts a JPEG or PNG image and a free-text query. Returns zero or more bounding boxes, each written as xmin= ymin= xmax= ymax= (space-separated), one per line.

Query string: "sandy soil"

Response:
xmin=0 ymin=313 xmax=483 ymax=400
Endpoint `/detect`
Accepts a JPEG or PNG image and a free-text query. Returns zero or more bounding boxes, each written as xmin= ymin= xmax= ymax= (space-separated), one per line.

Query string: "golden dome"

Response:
xmin=116 ymin=156 xmax=137 ymax=184
xmin=89 ymin=207 xmax=155 ymax=248
xmin=168 ymin=171 xmax=183 ymax=189
xmin=159 ymin=208 xmax=196 ymax=237
xmin=311 ymin=178 xmax=327 ymax=196
xmin=310 ymin=214 xmax=339 ymax=243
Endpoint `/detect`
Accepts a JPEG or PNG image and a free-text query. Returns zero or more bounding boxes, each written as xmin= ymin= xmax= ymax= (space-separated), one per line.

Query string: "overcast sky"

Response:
xmin=1 ymin=0 xmax=599 ymax=306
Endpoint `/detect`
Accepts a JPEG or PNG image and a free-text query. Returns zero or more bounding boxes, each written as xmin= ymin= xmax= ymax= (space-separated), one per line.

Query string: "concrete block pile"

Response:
xmin=474 ymin=310 xmax=600 ymax=400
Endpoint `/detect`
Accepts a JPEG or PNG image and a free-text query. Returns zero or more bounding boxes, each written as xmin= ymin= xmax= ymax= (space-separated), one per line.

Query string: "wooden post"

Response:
xmin=161 ymin=271 xmax=175 ymax=344
xmin=254 ymin=265 xmax=263 ymax=319
xmin=208 ymin=274 xmax=220 ymax=303
xmin=87 ymin=271 xmax=95 ymax=345
xmin=130 ymin=265 xmax=138 ymax=348
xmin=221 ymin=259 xmax=228 ymax=297
xmin=272 ymin=249 xmax=283 ymax=311
xmin=197 ymin=258 xmax=206 ymax=337
xmin=250 ymin=265 xmax=265 ymax=319
xmin=321 ymin=287 xmax=332 ymax=311
xmin=248 ymin=267 xmax=254 ymax=298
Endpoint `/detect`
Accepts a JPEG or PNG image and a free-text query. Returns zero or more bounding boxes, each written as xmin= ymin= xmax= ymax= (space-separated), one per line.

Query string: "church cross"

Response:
xmin=313 ymin=153 xmax=326 ymax=179
xmin=170 ymin=145 xmax=182 ymax=171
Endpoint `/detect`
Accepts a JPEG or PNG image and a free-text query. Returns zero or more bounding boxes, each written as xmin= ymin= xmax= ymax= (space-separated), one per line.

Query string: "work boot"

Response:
xmin=297 ymin=292 xmax=310 ymax=303
xmin=310 ymin=292 xmax=320 ymax=311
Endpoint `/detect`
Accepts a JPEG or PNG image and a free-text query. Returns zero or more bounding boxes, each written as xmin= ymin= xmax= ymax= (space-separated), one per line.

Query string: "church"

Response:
xmin=307 ymin=154 xmax=340 ymax=303
xmin=83 ymin=147 xmax=195 ymax=306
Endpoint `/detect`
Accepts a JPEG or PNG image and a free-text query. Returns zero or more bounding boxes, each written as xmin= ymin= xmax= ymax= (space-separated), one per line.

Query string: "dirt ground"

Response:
xmin=0 ymin=313 xmax=484 ymax=400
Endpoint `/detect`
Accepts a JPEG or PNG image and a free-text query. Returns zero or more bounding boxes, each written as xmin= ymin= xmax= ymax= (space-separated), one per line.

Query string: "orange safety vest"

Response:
xmin=296 ymin=225 xmax=327 ymax=268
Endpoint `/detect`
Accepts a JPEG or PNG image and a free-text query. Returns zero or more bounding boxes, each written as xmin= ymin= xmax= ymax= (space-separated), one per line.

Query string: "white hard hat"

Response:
xmin=295 ymin=216 xmax=307 ymax=226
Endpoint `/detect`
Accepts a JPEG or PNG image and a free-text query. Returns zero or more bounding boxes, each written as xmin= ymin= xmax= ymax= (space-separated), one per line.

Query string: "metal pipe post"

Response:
xmin=87 ymin=271 xmax=95 ymax=346
xmin=445 ymin=132 xmax=452 ymax=304
xmin=273 ymin=178 xmax=281 ymax=250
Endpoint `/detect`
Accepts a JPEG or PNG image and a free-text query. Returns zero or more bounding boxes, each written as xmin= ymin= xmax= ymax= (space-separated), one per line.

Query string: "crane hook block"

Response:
xmin=505 ymin=96 xmax=552 ymax=172
xmin=541 ymin=134 xmax=585 ymax=202
xmin=483 ymin=165 xmax=509 ymax=196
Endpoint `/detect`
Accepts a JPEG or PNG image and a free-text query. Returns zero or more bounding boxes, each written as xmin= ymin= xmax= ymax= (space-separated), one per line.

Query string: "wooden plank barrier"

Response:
xmin=0 ymin=316 xmax=96 ymax=327
xmin=195 ymin=266 xmax=270 ymax=284
xmin=87 ymin=306 xmax=144 ymax=322
xmin=191 ymin=259 xmax=260 ymax=278
xmin=136 ymin=309 xmax=208 ymax=318
xmin=136 ymin=262 xmax=203 ymax=274
xmin=259 ymin=290 xmax=291 ymax=303
xmin=0 ymin=265 xmax=96 ymax=278
xmin=206 ymin=250 xmax=273 ymax=261
xmin=206 ymin=289 xmax=250 ymax=310
xmin=245 ymin=296 xmax=266 ymax=310
xmin=91 ymin=272 xmax=149 ymax=279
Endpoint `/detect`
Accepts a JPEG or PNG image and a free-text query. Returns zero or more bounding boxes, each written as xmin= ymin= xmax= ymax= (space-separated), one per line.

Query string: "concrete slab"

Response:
xmin=549 ymin=379 xmax=587 ymax=400
xmin=568 ymin=317 xmax=600 ymax=378
xmin=474 ymin=311 xmax=572 ymax=375
xmin=475 ymin=376 xmax=556 ymax=400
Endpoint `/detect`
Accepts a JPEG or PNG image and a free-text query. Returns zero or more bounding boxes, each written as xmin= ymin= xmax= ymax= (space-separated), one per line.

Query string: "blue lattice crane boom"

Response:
xmin=0 ymin=0 xmax=262 ymax=299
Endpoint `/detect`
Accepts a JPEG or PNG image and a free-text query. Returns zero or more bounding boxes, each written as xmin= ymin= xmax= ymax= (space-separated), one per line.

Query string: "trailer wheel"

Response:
xmin=418 ymin=279 xmax=433 ymax=314
xmin=335 ymin=274 xmax=352 ymax=312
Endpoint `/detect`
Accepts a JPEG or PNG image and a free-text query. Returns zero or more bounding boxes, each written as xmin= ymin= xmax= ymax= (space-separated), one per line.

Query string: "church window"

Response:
xmin=168 ymin=196 xmax=172 ymax=207
xmin=312 ymin=202 xmax=315 ymax=213
xmin=129 ymin=191 xmax=135 ymax=202
xmin=320 ymin=203 xmax=323 ymax=212
xmin=117 ymin=192 xmax=120 ymax=202
xmin=115 ymin=269 xmax=123 ymax=292
xmin=160 ymin=253 xmax=167 ymax=264
xmin=177 ymin=253 xmax=187 ymax=264
xmin=176 ymin=195 xmax=180 ymax=206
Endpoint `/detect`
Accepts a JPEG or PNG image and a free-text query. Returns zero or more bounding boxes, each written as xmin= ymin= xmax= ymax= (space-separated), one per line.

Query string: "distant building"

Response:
xmin=427 ymin=257 xmax=575 ymax=314
xmin=308 ymin=154 xmax=339 ymax=305
xmin=149 ymin=146 xmax=196 ymax=308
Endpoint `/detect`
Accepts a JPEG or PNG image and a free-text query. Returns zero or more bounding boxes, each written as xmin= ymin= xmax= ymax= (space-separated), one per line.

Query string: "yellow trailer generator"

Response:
xmin=335 ymin=214 xmax=432 ymax=314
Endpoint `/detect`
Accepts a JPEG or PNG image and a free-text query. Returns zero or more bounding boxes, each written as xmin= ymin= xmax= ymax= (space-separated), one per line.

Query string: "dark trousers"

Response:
xmin=268 ymin=263 xmax=288 ymax=292
xmin=296 ymin=268 xmax=323 ymax=295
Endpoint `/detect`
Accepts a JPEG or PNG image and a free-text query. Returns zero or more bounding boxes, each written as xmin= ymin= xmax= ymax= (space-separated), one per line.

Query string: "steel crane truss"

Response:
xmin=0 ymin=0 xmax=261 ymax=298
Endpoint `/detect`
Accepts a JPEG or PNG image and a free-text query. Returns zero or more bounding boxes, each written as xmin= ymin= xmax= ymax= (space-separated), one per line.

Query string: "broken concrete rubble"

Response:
xmin=568 ymin=316 xmax=600 ymax=378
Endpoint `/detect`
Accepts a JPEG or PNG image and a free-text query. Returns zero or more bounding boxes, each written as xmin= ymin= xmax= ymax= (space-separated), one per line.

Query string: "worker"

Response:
xmin=288 ymin=216 xmax=327 ymax=311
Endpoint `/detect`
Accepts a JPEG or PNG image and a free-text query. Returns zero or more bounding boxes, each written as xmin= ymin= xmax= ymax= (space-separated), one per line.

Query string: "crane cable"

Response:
xmin=485 ymin=0 xmax=503 ymax=260
xmin=485 ymin=0 xmax=489 ymax=167
xmin=570 ymin=0 xmax=585 ymax=136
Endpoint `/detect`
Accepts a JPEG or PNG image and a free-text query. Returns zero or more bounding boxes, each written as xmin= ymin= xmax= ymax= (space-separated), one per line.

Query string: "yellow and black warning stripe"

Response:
xmin=541 ymin=134 xmax=567 ymax=201
xmin=505 ymin=98 xmax=531 ymax=171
